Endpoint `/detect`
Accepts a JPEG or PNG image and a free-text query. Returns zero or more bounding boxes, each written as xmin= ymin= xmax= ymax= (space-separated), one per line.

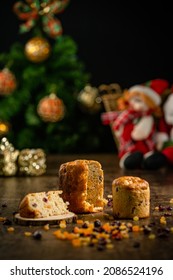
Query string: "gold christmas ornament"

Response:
xmin=0 ymin=68 xmax=17 ymax=95
xmin=18 ymin=148 xmax=46 ymax=176
xmin=24 ymin=37 xmax=51 ymax=63
xmin=0 ymin=121 xmax=10 ymax=136
xmin=37 ymin=93 xmax=65 ymax=122
xmin=0 ymin=137 xmax=19 ymax=176
xmin=77 ymin=84 xmax=102 ymax=114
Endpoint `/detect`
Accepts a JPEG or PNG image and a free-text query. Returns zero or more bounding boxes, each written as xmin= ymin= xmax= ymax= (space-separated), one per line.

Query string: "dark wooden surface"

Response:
xmin=0 ymin=154 xmax=173 ymax=260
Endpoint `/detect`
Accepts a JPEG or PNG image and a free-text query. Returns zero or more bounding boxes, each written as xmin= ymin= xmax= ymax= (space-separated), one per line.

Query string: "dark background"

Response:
xmin=0 ymin=0 xmax=172 ymax=88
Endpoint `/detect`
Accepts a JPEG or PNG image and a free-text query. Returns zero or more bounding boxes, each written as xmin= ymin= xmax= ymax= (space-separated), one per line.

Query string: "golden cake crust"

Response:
xmin=112 ymin=176 xmax=149 ymax=190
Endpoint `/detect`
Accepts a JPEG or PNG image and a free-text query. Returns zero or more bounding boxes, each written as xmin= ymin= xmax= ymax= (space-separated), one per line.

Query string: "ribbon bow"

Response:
xmin=13 ymin=0 xmax=70 ymax=39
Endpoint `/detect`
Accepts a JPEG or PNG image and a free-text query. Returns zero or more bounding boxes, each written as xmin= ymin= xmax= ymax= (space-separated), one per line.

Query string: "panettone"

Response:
xmin=19 ymin=190 xmax=69 ymax=218
xmin=59 ymin=159 xmax=106 ymax=213
xmin=112 ymin=176 xmax=150 ymax=219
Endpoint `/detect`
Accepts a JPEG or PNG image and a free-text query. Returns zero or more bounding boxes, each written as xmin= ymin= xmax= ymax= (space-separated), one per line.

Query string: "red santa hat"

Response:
xmin=129 ymin=79 xmax=169 ymax=106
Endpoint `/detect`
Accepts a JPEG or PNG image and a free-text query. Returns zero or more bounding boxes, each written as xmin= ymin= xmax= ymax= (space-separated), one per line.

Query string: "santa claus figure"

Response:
xmin=111 ymin=79 xmax=169 ymax=169
xmin=156 ymin=93 xmax=173 ymax=165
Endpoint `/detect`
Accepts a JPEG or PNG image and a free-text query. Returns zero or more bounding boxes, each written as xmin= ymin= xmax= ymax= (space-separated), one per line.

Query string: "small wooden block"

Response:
xmin=14 ymin=212 xmax=76 ymax=226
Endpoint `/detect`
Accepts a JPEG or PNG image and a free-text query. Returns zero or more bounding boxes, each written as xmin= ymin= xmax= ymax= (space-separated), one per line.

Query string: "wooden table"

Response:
xmin=0 ymin=154 xmax=173 ymax=260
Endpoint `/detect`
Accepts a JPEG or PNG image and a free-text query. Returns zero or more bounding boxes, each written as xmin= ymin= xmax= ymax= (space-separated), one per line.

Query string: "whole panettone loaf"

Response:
xmin=59 ymin=159 xmax=106 ymax=213
xmin=112 ymin=176 xmax=150 ymax=219
xmin=19 ymin=190 xmax=69 ymax=218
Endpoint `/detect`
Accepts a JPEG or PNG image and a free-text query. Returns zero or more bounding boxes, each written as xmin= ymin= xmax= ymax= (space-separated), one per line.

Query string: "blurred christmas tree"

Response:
xmin=0 ymin=0 xmax=109 ymax=153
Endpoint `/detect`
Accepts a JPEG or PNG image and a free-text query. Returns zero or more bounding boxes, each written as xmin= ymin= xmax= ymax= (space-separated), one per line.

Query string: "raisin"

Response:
xmin=157 ymin=232 xmax=169 ymax=238
xmin=33 ymin=231 xmax=42 ymax=240
xmin=97 ymin=244 xmax=105 ymax=251
xmin=133 ymin=242 xmax=140 ymax=248
xmin=1 ymin=203 xmax=7 ymax=208
xmin=94 ymin=219 xmax=101 ymax=227
xmin=164 ymin=212 xmax=172 ymax=217
xmin=98 ymin=238 xmax=107 ymax=245
xmin=3 ymin=219 xmax=12 ymax=226
xmin=82 ymin=222 xmax=88 ymax=228
xmin=107 ymin=198 xmax=113 ymax=207
xmin=158 ymin=205 xmax=165 ymax=211
xmin=32 ymin=203 xmax=37 ymax=207
xmin=143 ymin=225 xmax=152 ymax=234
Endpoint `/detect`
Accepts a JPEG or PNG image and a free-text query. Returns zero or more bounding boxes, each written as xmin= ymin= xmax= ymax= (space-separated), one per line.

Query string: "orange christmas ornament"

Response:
xmin=0 ymin=68 xmax=17 ymax=95
xmin=37 ymin=93 xmax=65 ymax=122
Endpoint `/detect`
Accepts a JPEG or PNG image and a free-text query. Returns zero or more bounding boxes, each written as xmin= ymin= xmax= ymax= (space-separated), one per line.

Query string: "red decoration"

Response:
xmin=37 ymin=93 xmax=65 ymax=122
xmin=0 ymin=68 xmax=17 ymax=95
xmin=144 ymin=79 xmax=169 ymax=95
xmin=13 ymin=0 xmax=70 ymax=39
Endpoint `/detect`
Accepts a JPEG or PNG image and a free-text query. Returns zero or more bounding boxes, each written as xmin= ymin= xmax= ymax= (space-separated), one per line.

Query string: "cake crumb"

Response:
xmin=0 ymin=217 xmax=6 ymax=222
xmin=7 ymin=227 xmax=15 ymax=232
xmin=133 ymin=216 xmax=139 ymax=221
xmin=148 ymin=233 xmax=156 ymax=239
xmin=160 ymin=216 xmax=167 ymax=224
xmin=43 ymin=224 xmax=50 ymax=231
xmin=24 ymin=231 xmax=32 ymax=237
xmin=59 ymin=220 xmax=66 ymax=228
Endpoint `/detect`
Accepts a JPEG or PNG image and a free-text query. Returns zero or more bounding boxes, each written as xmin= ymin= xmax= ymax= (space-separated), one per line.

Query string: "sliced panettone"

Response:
xmin=19 ymin=190 xmax=69 ymax=218
xmin=59 ymin=159 xmax=106 ymax=213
